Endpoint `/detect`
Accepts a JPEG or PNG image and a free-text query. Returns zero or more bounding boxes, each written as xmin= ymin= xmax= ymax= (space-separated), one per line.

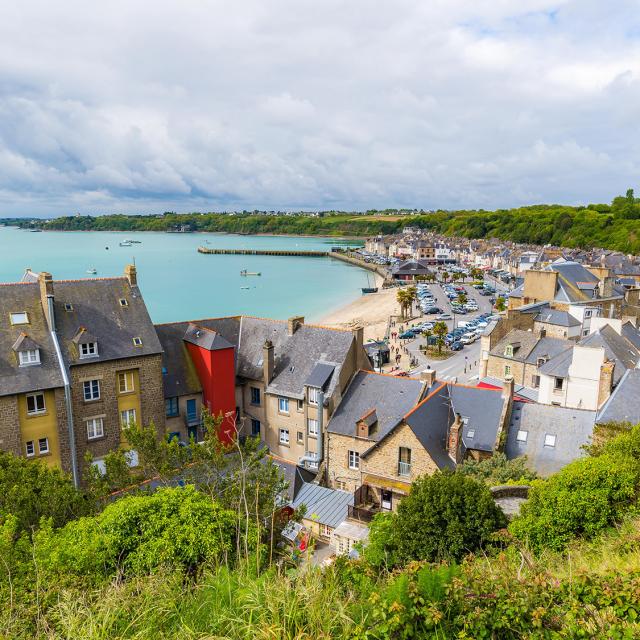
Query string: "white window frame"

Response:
xmin=308 ymin=387 xmax=319 ymax=405
xmin=278 ymin=397 xmax=289 ymax=414
xmin=80 ymin=342 xmax=98 ymax=358
xmin=307 ymin=418 xmax=319 ymax=437
xmin=516 ymin=430 xmax=528 ymax=443
xmin=26 ymin=393 xmax=46 ymax=415
xmin=544 ymin=433 xmax=557 ymax=448
xmin=25 ymin=440 xmax=35 ymax=457
xmin=279 ymin=428 xmax=290 ymax=445
xmin=118 ymin=371 xmax=134 ymax=393
xmin=120 ymin=408 xmax=137 ymax=428
xmin=554 ymin=377 xmax=564 ymax=391
xmin=348 ymin=450 xmax=360 ymax=470
xmin=83 ymin=379 xmax=101 ymax=401
xmin=86 ymin=417 xmax=104 ymax=440
xmin=504 ymin=365 xmax=511 ymax=376
xmin=10 ymin=312 xmax=29 ymax=325
xmin=38 ymin=437 xmax=49 ymax=455
xmin=19 ymin=349 xmax=40 ymax=366
xmin=132 ymin=337 xmax=142 ymax=346
xmin=296 ymin=430 xmax=304 ymax=444
xmin=584 ymin=309 xmax=593 ymax=318
xmin=319 ymin=523 xmax=332 ymax=538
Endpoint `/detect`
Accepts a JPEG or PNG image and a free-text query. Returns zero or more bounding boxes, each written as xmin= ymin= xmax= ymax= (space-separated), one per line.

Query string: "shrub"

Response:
xmin=366 ymin=471 xmax=507 ymax=567
xmin=457 ymin=452 xmax=537 ymax=485
xmin=509 ymin=454 xmax=640 ymax=553
xmin=0 ymin=451 xmax=90 ymax=534
xmin=35 ymin=486 xmax=242 ymax=580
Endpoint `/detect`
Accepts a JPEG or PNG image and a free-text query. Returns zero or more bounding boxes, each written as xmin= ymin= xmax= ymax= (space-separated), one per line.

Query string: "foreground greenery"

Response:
xmin=8 ymin=189 xmax=640 ymax=253
xmin=3 ymin=422 xmax=640 ymax=638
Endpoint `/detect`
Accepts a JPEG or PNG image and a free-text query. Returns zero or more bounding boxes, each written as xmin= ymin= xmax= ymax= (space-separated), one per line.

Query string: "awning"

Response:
xmin=362 ymin=474 xmax=411 ymax=494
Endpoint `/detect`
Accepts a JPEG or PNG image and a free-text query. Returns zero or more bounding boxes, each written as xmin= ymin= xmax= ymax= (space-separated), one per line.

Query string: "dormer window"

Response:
xmin=504 ymin=345 xmax=514 ymax=357
xmin=132 ymin=337 xmax=142 ymax=346
xmin=64 ymin=303 xmax=73 ymax=312
xmin=80 ymin=342 xmax=98 ymax=358
xmin=10 ymin=312 xmax=28 ymax=325
xmin=19 ymin=349 xmax=40 ymax=366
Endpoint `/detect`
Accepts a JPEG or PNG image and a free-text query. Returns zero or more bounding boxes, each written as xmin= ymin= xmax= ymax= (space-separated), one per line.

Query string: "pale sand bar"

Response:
xmin=319 ymin=281 xmax=401 ymax=342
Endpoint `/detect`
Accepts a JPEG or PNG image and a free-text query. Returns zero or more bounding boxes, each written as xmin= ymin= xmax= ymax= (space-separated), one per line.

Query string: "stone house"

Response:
xmin=0 ymin=266 xmax=165 ymax=485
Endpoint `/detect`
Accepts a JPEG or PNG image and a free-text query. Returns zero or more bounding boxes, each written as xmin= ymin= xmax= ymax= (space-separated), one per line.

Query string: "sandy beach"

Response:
xmin=319 ymin=276 xmax=401 ymax=342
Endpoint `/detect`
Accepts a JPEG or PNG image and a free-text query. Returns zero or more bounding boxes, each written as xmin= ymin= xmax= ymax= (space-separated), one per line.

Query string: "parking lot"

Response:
xmin=392 ymin=275 xmax=500 ymax=382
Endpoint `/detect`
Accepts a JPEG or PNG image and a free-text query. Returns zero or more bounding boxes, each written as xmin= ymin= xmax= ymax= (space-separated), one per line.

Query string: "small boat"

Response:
xmin=240 ymin=270 xmax=261 ymax=276
xmin=129 ymin=239 xmax=142 ymax=244
xmin=86 ymin=268 xmax=97 ymax=275
xmin=29 ymin=228 xmax=43 ymax=232
xmin=240 ymin=286 xmax=250 ymax=290
xmin=119 ymin=241 xmax=133 ymax=247
xmin=361 ymin=273 xmax=378 ymax=295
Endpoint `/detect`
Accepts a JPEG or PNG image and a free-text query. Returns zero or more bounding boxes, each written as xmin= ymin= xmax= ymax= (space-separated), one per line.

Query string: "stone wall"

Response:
xmin=0 ymin=394 xmax=21 ymax=456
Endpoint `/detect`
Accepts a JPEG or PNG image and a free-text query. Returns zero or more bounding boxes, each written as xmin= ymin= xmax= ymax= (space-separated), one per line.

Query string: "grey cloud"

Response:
xmin=0 ymin=0 xmax=639 ymax=216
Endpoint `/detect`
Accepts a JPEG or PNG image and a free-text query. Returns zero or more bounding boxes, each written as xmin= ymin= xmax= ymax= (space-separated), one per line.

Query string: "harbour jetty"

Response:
xmin=197 ymin=247 xmax=328 ymax=257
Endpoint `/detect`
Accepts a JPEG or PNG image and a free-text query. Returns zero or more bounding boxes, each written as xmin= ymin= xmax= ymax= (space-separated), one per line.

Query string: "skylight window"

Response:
xmin=516 ymin=430 xmax=528 ymax=443
xmin=544 ymin=434 xmax=557 ymax=448
xmin=64 ymin=303 xmax=73 ymax=312
xmin=466 ymin=429 xmax=475 ymax=439
xmin=10 ymin=312 xmax=28 ymax=325
xmin=119 ymin=299 xmax=128 ymax=307
xmin=133 ymin=337 xmax=143 ymax=346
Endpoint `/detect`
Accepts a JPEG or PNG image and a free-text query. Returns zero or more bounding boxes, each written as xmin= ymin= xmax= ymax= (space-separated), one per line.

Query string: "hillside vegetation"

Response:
xmin=9 ymin=189 xmax=640 ymax=253
xmin=3 ymin=419 xmax=640 ymax=638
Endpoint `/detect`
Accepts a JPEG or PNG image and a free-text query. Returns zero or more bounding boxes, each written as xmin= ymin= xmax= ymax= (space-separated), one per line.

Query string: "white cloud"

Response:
xmin=0 ymin=0 xmax=638 ymax=215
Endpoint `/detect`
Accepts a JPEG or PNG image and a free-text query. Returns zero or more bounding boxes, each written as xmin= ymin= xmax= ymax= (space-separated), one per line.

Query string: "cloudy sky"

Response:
xmin=1 ymin=1 xmax=639 ymax=216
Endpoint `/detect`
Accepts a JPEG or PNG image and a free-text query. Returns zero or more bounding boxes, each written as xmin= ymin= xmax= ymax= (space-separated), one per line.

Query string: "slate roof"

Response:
xmin=306 ymin=362 xmax=336 ymax=390
xmin=538 ymin=348 xmax=573 ymax=377
xmin=326 ymin=370 xmax=425 ymax=442
xmin=621 ymin=322 xmax=640 ymax=351
xmin=269 ymin=456 xmax=317 ymax=501
xmin=596 ymin=369 xmax=640 ymax=425
xmin=0 ymin=282 xmax=64 ymax=396
xmin=580 ymin=325 xmax=640 ymax=384
xmin=155 ymin=322 xmax=204 ymax=398
xmin=183 ymin=323 xmax=234 ymax=351
xmin=524 ymin=337 xmax=573 ymax=365
xmin=155 ymin=316 xmax=363 ymax=401
xmin=506 ymin=401 xmax=596 ymax=476
xmin=391 ymin=260 xmax=433 ymax=276
xmin=534 ymin=309 xmax=581 ymax=328
xmin=291 ymin=482 xmax=354 ymax=528
xmin=53 ymin=278 xmax=163 ymax=366
xmin=479 ymin=377 xmax=539 ymax=402
xmin=490 ymin=329 xmax=540 ymax=361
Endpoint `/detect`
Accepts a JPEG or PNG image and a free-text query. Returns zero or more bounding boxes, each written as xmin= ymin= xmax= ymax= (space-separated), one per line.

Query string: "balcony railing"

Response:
xmin=397 ymin=461 xmax=411 ymax=477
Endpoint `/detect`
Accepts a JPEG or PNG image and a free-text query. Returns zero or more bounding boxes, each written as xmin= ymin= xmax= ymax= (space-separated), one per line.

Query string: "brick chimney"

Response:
xmin=38 ymin=272 xmax=54 ymax=330
xmin=124 ymin=264 xmax=137 ymax=287
xmin=421 ymin=366 xmax=436 ymax=388
xmin=287 ymin=316 xmax=304 ymax=335
xmin=263 ymin=340 xmax=274 ymax=386
xmin=597 ymin=360 xmax=615 ymax=407
xmin=447 ymin=413 xmax=463 ymax=464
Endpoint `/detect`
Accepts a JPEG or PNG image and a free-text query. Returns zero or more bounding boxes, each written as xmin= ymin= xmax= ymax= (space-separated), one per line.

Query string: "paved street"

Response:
xmin=384 ymin=276 xmax=495 ymax=383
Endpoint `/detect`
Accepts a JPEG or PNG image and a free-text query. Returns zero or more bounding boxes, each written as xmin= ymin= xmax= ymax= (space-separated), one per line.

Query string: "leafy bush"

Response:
xmin=366 ymin=471 xmax=507 ymax=567
xmin=0 ymin=451 xmax=90 ymax=534
xmin=457 ymin=452 xmax=537 ymax=485
xmin=35 ymin=486 xmax=242 ymax=579
xmin=510 ymin=454 xmax=640 ymax=553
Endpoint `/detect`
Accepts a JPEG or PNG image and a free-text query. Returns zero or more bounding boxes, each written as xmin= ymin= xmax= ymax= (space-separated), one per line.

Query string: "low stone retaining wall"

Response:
xmin=490 ymin=485 xmax=531 ymax=500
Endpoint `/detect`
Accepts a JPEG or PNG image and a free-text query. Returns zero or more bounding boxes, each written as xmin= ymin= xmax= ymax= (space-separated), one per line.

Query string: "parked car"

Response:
xmin=425 ymin=306 xmax=442 ymax=314
xmin=450 ymin=341 xmax=463 ymax=351
xmin=461 ymin=333 xmax=476 ymax=345
xmin=436 ymin=313 xmax=452 ymax=320
xmin=399 ymin=330 xmax=416 ymax=339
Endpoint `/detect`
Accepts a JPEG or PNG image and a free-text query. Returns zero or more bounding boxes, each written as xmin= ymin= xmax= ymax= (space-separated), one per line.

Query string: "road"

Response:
xmin=399 ymin=280 xmax=494 ymax=383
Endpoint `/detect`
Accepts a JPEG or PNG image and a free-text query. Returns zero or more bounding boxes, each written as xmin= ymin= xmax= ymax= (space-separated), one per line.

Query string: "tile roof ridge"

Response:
xmin=358 ymin=368 xmax=421 ymax=380
xmin=154 ymin=315 xmax=242 ymax=327
xmin=0 ymin=281 xmax=38 ymax=286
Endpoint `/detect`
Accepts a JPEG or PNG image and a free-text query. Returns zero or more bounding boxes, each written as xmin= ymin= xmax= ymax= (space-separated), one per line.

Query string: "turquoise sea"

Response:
xmin=0 ymin=227 xmax=368 ymax=323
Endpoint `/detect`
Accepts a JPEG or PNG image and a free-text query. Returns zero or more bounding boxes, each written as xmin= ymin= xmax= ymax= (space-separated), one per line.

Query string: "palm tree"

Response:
xmin=432 ymin=321 xmax=448 ymax=354
xmin=441 ymin=270 xmax=449 ymax=284
xmin=457 ymin=292 xmax=468 ymax=306
xmin=396 ymin=288 xmax=412 ymax=319
xmin=406 ymin=286 xmax=417 ymax=316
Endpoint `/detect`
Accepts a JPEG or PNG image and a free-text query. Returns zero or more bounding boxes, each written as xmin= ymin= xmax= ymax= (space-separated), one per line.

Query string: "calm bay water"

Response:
xmin=0 ymin=227 xmax=367 ymax=323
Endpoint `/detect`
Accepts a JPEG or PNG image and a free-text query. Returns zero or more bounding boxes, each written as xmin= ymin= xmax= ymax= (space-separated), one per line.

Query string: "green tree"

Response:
xmin=0 ymin=452 xmax=90 ymax=534
xmin=35 ymin=486 xmax=241 ymax=580
xmin=457 ymin=452 xmax=537 ymax=485
xmin=495 ymin=296 xmax=507 ymax=312
xmin=509 ymin=453 xmax=640 ymax=553
xmin=366 ymin=471 xmax=506 ymax=567
xmin=457 ymin=291 xmax=468 ymax=306
xmin=432 ymin=321 xmax=448 ymax=354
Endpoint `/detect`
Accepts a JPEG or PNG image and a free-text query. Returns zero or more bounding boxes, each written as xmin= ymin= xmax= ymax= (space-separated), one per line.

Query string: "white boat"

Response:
xmin=86 ymin=268 xmax=97 ymax=275
xmin=119 ymin=240 xmax=133 ymax=247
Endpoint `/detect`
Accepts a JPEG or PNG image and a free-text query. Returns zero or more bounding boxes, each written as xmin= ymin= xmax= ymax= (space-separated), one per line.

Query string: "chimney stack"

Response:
xmin=421 ymin=365 xmax=436 ymax=388
xmin=597 ymin=360 xmax=615 ymax=407
xmin=447 ymin=413 xmax=463 ymax=464
xmin=125 ymin=264 xmax=138 ymax=287
xmin=38 ymin=272 xmax=54 ymax=330
xmin=600 ymin=276 xmax=615 ymax=299
xmin=502 ymin=375 xmax=514 ymax=400
xmin=352 ymin=325 xmax=364 ymax=350
xmin=287 ymin=316 xmax=304 ymax=336
xmin=263 ymin=340 xmax=274 ymax=386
